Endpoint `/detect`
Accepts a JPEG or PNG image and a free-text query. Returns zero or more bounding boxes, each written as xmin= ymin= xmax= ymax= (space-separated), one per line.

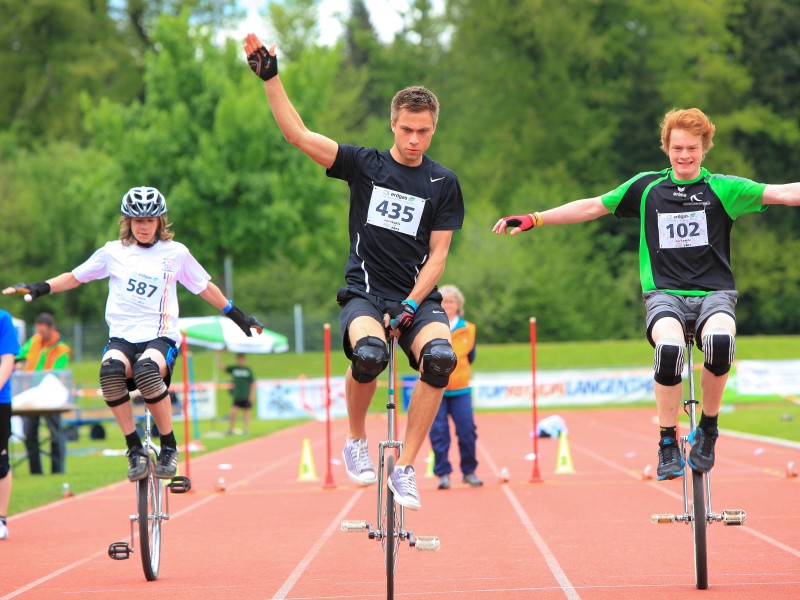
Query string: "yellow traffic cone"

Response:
xmin=555 ymin=432 xmax=575 ymax=474
xmin=425 ymin=449 xmax=435 ymax=478
xmin=298 ymin=437 xmax=319 ymax=482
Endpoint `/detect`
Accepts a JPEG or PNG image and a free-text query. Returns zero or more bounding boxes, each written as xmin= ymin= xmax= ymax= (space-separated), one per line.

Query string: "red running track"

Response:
xmin=1 ymin=408 xmax=799 ymax=599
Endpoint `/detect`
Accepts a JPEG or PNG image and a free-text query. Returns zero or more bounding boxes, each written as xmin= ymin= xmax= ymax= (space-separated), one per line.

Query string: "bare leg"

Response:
xmin=396 ymin=321 xmax=451 ymax=467
xmin=138 ymin=349 xmax=173 ymax=435
xmin=242 ymin=408 xmax=250 ymax=434
xmin=651 ymin=317 xmax=686 ymax=428
xmin=345 ymin=316 xmax=385 ymax=440
xmin=698 ymin=313 xmax=736 ymax=417
xmin=228 ymin=406 xmax=238 ymax=433
xmin=0 ymin=471 xmax=11 ymax=515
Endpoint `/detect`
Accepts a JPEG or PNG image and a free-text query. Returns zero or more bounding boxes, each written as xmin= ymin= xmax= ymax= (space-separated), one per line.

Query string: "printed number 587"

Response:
xmin=127 ymin=278 xmax=157 ymax=297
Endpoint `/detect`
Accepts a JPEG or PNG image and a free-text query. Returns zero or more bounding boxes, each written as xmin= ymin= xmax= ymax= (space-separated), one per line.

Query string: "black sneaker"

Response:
xmin=688 ymin=427 xmax=718 ymax=473
xmin=657 ymin=438 xmax=684 ymax=481
xmin=154 ymin=446 xmax=179 ymax=479
xmin=127 ymin=446 xmax=150 ymax=482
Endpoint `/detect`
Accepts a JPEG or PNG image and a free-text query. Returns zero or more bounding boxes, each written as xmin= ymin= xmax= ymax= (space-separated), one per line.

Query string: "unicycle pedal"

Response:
xmin=721 ymin=509 xmax=746 ymax=526
xmin=411 ymin=534 xmax=441 ymax=551
xmin=108 ymin=541 xmax=133 ymax=560
xmin=167 ymin=476 xmax=191 ymax=494
xmin=340 ymin=520 xmax=368 ymax=532
xmin=651 ymin=513 xmax=677 ymax=524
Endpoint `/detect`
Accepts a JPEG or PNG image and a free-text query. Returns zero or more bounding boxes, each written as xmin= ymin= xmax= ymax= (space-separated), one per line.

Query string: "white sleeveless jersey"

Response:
xmin=72 ymin=240 xmax=211 ymax=344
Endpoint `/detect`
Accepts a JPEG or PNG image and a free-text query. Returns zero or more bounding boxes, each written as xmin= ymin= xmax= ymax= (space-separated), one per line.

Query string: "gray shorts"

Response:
xmin=644 ymin=290 xmax=737 ymax=347
xmin=336 ymin=286 xmax=449 ymax=370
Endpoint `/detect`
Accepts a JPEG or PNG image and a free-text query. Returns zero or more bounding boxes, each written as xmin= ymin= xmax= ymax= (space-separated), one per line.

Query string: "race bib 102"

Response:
xmin=366 ymin=185 xmax=426 ymax=237
xmin=657 ymin=210 xmax=709 ymax=249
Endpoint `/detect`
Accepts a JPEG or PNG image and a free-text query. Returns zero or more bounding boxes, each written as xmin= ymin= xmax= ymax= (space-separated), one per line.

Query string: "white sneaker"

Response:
xmin=0 ymin=521 xmax=8 ymax=540
xmin=342 ymin=439 xmax=377 ymax=486
xmin=387 ymin=465 xmax=421 ymax=510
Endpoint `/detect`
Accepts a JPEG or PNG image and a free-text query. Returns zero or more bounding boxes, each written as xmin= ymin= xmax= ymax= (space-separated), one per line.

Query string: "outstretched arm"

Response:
xmin=492 ymin=197 xmax=609 ymax=235
xmin=243 ymin=34 xmax=339 ymax=169
xmin=200 ymin=282 xmax=264 ymax=337
xmin=763 ymin=183 xmax=800 ymax=206
xmin=2 ymin=272 xmax=81 ymax=299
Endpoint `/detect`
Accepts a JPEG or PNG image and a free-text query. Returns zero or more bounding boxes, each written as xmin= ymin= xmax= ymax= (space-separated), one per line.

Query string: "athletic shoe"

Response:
xmin=462 ymin=473 xmax=484 ymax=487
xmin=0 ymin=522 xmax=8 ymax=540
xmin=657 ymin=438 xmax=684 ymax=481
xmin=437 ymin=474 xmax=451 ymax=490
xmin=154 ymin=446 xmax=179 ymax=479
xmin=688 ymin=427 xmax=718 ymax=473
xmin=342 ymin=439 xmax=377 ymax=486
xmin=126 ymin=446 xmax=150 ymax=482
xmin=388 ymin=466 xmax=421 ymax=510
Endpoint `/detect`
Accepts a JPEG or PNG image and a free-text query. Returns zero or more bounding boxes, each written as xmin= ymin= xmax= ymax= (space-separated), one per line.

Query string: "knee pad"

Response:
xmin=420 ymin=339 xmax=457 ymax=388
xmin=132 ymin=357 xmax=169 ymax=403
xmin=702 ymin=330 xmax=735 ymax=376
xmin=99 ymin=359 xmax=131 ymax=407
xmin=653 ymin=338 xmax=685 ymax=386
xmin=0 ymin=453 xmax=9 ymax=479
xmin=351 ymin=336 xmax=389 ymax=383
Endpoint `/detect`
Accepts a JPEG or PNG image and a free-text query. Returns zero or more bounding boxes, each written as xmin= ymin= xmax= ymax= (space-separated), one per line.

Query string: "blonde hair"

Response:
xmin=660 ymin=108 xmax=716 ymax=155
xmin=119 ymin=215 xmax=174 ymax=246
xmin=439 ymin=284 xmax=465 ymax=316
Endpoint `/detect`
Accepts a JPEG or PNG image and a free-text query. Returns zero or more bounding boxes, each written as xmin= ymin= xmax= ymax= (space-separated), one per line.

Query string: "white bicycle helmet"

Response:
xmin=121 ymin=186 xmax=167 ymax=218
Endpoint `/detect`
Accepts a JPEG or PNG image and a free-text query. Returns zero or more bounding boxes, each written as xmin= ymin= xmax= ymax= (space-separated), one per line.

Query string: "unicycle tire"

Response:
xmin=383 ymin=454 xmax=400 ymax=599
xmin=137 ymin=468 xmax=163 ymax=581
xmin=691 ymin=469 xmax=708 ymax=589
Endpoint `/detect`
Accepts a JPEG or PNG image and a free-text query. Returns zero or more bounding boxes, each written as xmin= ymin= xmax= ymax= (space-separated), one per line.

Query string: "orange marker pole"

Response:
xmin=530 ymin=317 xmax=543 ymax=483
xmin=181 ymin=331 xmax=191 ymax=481
xmin=323 ymin=324 xmax=335 ymax=488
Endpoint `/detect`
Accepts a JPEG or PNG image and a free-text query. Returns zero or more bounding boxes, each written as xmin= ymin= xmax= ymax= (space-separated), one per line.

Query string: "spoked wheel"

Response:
xmin=691 ymin=469 xmax=708 ymax=590
xmin=137 ymin=466 xmax=163 ymax=581
xmin=383 ymin=454 xmax=401 ymax=599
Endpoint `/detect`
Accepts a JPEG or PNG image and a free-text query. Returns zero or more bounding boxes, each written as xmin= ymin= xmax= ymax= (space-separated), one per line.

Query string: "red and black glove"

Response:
xmin=9 ymin=281 xmax=50 ymax=300
xmin=387 ymin=300 xmax=417 ymax=334
xmin=247 ymin=46 xmax=278 ymax=81
xmin=502 ymin=213 xmax=542 ymax=231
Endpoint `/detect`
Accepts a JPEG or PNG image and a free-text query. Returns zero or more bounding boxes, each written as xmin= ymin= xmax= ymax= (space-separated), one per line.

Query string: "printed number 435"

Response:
xmin=376 ymin=200 xmax=414 ymax=223
xmin=127 ymin=278 xmax=157 ymax=297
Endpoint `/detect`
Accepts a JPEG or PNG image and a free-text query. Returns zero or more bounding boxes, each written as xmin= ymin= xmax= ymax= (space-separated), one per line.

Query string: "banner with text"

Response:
xmin=736 ymin=360 xmax=800 ymax=396
xmin=256 ymin=377 xmax=348 ymax=420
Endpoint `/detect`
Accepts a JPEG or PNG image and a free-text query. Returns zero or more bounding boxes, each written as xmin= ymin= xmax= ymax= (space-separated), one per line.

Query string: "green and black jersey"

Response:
xmin=601 ymin=167 xmax=766 ymax=296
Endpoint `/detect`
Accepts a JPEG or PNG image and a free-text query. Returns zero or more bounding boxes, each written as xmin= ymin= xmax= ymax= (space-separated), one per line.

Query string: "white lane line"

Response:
xmin=569 ymin=439 xmax=800 ymax=558
xmin=272 ymin=489 xmax=365 ymax=600
xmin=479 ymin=443 xmax=581 ymax=600
xmin=2 ymin=443 xmax=302 ymax=599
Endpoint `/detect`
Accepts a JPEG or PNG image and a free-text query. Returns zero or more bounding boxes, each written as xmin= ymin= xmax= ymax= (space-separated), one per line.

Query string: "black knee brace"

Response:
xmin=99 ymin=358 xmax=130 ymax=407
xmin=132 ymin=357 xmax=169 ymax=403
xmin=654 ymin=339 xmax=684 ymax=386
xmin=420 ymin=339 xmax=457 ymax=388
xmin=351 ymin=336 xmax=389 ymax=383
xmin=702 ymin=330 xmax=735 ymax=376
xmin=0 ymin=453 xmax=9 ymax=479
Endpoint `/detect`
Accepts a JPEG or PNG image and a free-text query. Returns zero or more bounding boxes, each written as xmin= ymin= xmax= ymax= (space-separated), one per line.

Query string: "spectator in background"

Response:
xmin=16 ymin=313 xmax=71 ymax=475
xmin=224 ymin=353 xmax=255 ymax=435
xmin=429 ymin=285 xmax=483 ymax=489
xmin=1 ymin=309 xmax=21 ymax=539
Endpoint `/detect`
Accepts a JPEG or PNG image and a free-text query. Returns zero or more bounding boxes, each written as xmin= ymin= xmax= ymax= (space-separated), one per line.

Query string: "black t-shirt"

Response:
xmin=327 ymin=145 xmax=465 ymax=300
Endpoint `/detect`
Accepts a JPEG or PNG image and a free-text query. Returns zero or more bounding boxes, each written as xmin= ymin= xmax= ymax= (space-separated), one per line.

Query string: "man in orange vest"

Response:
xmin=428 ymin=285 xmax=483 ymax=489
xmin=16 ymin=313 xmax=71 ymax=475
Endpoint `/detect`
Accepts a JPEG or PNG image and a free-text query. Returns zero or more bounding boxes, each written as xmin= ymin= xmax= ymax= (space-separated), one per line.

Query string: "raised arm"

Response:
xmin=243 ymin=34 xmax=339 ymax=169
xmin=492 ymin=197 xmax=609 ymax=235
xmin=762 ymin=182 xmax=800 ymax=206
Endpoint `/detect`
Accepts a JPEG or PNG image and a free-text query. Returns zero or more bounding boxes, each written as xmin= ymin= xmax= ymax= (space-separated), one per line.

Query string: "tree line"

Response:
xmin=1 ymin=0 xmax=798 ymax=343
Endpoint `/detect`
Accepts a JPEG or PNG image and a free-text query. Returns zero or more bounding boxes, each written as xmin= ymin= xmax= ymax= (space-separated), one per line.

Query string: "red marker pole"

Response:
xmin=181 ymin=331 xmax=191 ymax=481
xmin=323 ymin=324 xmax=335 ymax=488
xmin=530 ymin=317 xmax=543 ymax=483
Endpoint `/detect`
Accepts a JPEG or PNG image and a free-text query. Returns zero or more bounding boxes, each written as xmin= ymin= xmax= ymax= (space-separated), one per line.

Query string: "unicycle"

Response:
xmin=651 ymin=321 xmax=746 ymax=590
xmin=107 ymin=405 xmax=191 ymax=581
xmin=340 ymin=338 xmax=440 ymax=599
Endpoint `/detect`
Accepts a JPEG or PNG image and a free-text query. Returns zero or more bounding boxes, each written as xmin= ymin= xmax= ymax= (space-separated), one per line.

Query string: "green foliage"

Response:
xmin=2 ymin=0 xmax=799 ymax=338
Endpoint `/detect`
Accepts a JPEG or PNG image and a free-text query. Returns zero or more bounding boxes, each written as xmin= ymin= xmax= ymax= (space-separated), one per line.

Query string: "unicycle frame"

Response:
xmin=680 ymin=325 xmax=709 ymax=590
xmin=651 ymin=321 xmax=746 ymax=590
xmin=108 ymin=403 xmax=191 ymax=580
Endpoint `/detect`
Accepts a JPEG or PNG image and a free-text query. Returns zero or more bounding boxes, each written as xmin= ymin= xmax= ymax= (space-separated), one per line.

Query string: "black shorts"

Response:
xmin=103 ymin=337 xmax=179 ymax=389
xmin=232 ymin=398 xmax=253 ymax=409
xmin=337 ymin=286 xmax=449 ymax=371
xmin=0 ymin=403 xmax=10 ymax=460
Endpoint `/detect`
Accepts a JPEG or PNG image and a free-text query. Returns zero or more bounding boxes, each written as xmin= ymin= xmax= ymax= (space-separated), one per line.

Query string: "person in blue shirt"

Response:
xmin=0 ymin=309 xmax=22 ymax=540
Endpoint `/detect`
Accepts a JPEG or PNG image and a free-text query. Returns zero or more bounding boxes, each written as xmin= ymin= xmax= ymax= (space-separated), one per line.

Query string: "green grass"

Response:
xmin=9 ymin=335 xmax=800 ymax=516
